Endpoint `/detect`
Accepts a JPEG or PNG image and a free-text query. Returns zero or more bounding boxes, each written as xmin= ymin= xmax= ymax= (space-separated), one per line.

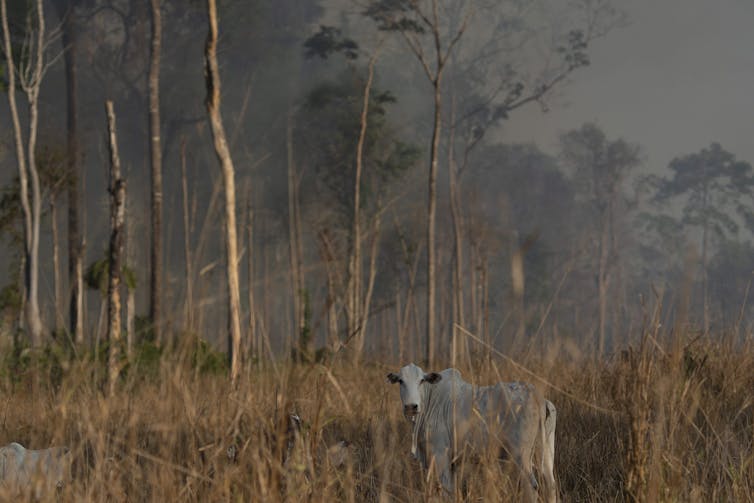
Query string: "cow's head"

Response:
xmin=387 ymin=363 xmax=442 ymax=422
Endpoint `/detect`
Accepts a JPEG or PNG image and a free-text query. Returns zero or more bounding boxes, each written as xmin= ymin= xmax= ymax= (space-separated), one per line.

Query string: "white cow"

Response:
xmin=387 ymin=364 xmax=556 ymax=502
xmin=0 ymin=442 xmax=71 ymax=497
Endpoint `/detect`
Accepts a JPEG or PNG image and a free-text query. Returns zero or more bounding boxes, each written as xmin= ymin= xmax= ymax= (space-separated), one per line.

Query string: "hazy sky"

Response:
xmin=504 ymin=0 xmax=754 ymax=173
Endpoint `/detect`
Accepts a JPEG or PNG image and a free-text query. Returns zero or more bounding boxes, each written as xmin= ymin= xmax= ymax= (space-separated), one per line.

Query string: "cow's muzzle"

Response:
xmin=404 ymin=404 xmax=419 ymax=421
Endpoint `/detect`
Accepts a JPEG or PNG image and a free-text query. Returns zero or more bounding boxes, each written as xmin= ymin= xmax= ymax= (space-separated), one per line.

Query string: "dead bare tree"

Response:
xmin=205 ymin=0 xmax=243 ymax=383
xmin=105 ymin=100 xmax=125 ymax=395
xmin=148 ymin=0 xmax=163 ymax=343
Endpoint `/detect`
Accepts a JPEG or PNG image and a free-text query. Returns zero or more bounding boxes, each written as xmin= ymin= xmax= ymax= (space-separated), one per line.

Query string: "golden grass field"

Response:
xmin=0 ymin=329 xmax=752 ymax=502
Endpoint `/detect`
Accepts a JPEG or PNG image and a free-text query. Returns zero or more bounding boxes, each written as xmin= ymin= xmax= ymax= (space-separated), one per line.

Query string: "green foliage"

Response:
xmin=0 ymin=341 xmax=68 ymax=388
xmin=189 ymin=336 xmax=228 ymax=376
xmin=297 ymin=68 xmax=418 ymax=224
xmin=128 ymin=340 xmax=164 ymax=380
xmin=560 ymin=123 xmax=642 ymax=210
xmin=0 ymin=177 xmax=22 ymax=245
xmin=558 ymin=30 xmax=590 ymax=70
xmin=0 ymin=282 xmax=21 ymax=314
xmin=654 ymin=143 xmax=754 ymax=243
xmin=85 ymin=256 xmax=137 ymax=295
xmin=85 ymin=257 xmax=109 ymax=294
xmin=363 ymin=1 xmax=425 ymax=33
xmin=304 ymin=25 xmax=359 ymax=60
xmin=36 ymin=142 xmax=72 ymax=196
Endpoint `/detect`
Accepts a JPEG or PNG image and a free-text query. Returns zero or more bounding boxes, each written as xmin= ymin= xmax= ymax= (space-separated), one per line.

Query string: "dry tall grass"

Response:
xmin=0 ymin=330 xmax=752 ymax=502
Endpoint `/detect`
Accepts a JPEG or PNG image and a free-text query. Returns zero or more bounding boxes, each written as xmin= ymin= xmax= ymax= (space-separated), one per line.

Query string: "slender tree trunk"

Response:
xmin=395 ymin=288 xmax=403 ymax=362
xmin=318 ymin=229 xmax=340 ymax=351
xmin=447 ymin=97 xmax=466 ymax=367
xmin=105 ymin=100 xmax=125 ymax=395
xmin=394 ymin=215 xmax=422 ymax=362
xmin=53 ymin=0 xmax=84 ymax=345
xmin=701 ymin=185 xmax=709 ymax=335
xmin=426 ymin=79 xmax=442 ymax=368
xmin=74 ymin=247 xmax=84 ymax=344
xmin=26 ymin=53 xmax=45 ymax=348
xmin=51 ymin=198 xmax=64 ymax=333
xmin=205 ymin=0 xmax=243 ymax=383
xmin=470 ymin=240 xmax=478 ymax=338
xmin=181 ymin=138 xmax=194 ymax=332
xmin=481 ymin=257 xmax=489 ymax=365
xmin=124 ymin=179 xmax=134 ymax=357
xmin=246 ymin=194 xmax=256 ymax=362
xmin=149 ymin=0 xmax=164 ymax=344
xmin=597 ymin=204 xmax=611 ymax=356
xmin=356 ymin=208 xmax=382 ymax=357
xmin=180 ymin=138 xmax=194 ymax=332
xmin=286 ymin=110 xmax=306 ymax=361
xmin=348 ymin=48 xmax=380 ymax=360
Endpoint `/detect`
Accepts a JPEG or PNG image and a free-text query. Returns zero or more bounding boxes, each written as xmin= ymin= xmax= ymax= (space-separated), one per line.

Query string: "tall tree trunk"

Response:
xmin=51 ymin=198 xmax=64 ymax=333
xmin=1 ymin=0 xmax=46 ymax=346
xmin=149 ymin=0 xmax=164 ymax=344
xmin=447 ymin=96 xmax=466 ymax=367
xmin=105 ymin=100 xmax=125 ymax=395
xmin=180 ymin=138 xmax=194 ymax=332
xmin=348 ymin=48 xmax=380 ymax=361
xmin=426 ymin=79 xmax=441 ymax=368
xmin=205 ymin=0 xmax=243 ymax=383
xmin=317 ymin=229 xmax=340 ymax=352
xmin=286 ymin=110 xmax=306 ymax=361
xmin=597 ymin=204 xmax=611 ymax=356
xmin=246 ymin=194 xmax=256 ymax=363
xmin=124 ymin=177 xmax=135 ymax=357
xmin=701 ymin=184 xmax=709 ymax=335
xmin=356 ymin=208 xmax=382 ymax=357
xmin=53 ymin=0 xmax=84 ymax=345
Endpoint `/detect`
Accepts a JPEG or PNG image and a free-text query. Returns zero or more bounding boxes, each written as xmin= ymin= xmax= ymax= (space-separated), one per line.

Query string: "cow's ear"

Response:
xmin=386 ymin=373 xmax=401 ymax=384
xmin=423 ymin=372 xmax=442 ymax=384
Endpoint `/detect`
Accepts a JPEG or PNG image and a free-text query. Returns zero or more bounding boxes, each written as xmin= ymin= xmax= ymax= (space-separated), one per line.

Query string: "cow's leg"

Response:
xmin=510 ymin=448 xmax=538 ymax=503
xmin=428 ymin=445 xmax=454 ymax=494
xmin=542 ymin=401 xmax=558 ymax=503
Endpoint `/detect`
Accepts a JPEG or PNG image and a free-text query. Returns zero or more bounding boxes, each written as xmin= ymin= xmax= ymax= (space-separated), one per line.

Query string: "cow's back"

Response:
xmin=0 ymin=443 xmax=70 ymax=496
